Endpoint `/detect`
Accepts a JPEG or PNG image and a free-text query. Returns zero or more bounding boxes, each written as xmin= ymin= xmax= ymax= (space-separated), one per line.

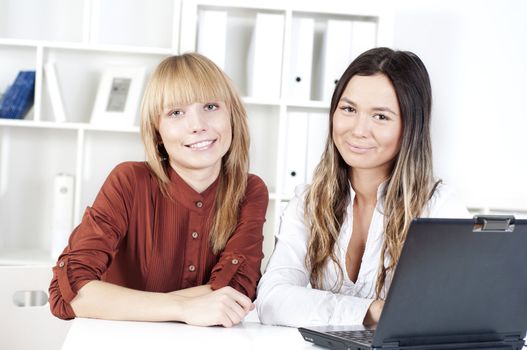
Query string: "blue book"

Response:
xmin=0 ymin=70 xmax=36 ymax=119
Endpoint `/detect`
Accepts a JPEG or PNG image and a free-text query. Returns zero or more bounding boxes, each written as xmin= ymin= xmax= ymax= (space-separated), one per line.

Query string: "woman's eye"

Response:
xmin=169 ymin=110 xmax=183 ymax=118
xmin=373 ymin=113 xmax=389 ymax=121
xmin=205 ymin=103 xmax=219 ymax=111
xmin=340 ymin=105 xmax=355 ymax=113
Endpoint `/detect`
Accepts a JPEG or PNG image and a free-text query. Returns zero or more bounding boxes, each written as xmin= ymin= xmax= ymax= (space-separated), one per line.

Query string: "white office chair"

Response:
xmin=0 ymin=265 xmax=71 ymax=350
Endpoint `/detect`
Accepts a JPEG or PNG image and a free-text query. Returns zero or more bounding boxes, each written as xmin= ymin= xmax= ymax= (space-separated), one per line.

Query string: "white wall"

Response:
xmin=390 ymin=0 xmax=527 ymax=210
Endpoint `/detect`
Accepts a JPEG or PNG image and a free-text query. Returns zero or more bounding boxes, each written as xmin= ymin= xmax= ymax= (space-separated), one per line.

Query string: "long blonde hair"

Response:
xmin=140 ymin=53 xmax=250 ymax=254
xmin=305 ymin=48 xmax=437 ymax=298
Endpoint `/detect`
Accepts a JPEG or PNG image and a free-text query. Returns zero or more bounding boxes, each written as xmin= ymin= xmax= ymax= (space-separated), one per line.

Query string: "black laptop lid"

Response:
xmin=373 ymin=216 xmax=527 ymax=347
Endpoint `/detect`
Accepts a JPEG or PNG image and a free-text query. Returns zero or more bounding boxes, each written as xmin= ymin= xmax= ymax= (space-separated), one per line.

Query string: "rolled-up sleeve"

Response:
xmin=208 ymin=175 xmax=268 ymax=300
xmin=48 ymin=163 xmax=135 ymax=319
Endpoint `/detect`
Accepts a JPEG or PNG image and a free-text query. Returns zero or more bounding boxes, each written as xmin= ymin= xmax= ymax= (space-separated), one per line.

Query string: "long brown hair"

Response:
xmin=305 ymin=47 xmax=436 ymax=298
xmin=140 ymin=53 xmax=250 ymax=254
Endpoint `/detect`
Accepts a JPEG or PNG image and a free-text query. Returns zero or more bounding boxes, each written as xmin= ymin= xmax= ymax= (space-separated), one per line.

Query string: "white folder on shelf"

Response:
xmin=197 ymin=9 xmax=228 ymax=70
xmin=306 ymin=112 xmax=329 ymax=184
xmin=283 ymin=111 xmax=308 ymax=196
xmin=317 ymin=19 xmax=353 ymax=102
xmin=288 ymin=17 xmax=315 ymax=101
xmin=51 ymin=173 xmax=75 ymax=260
xmin=279 ymin=200 xmax=289 ymax=216
xmin=350 ymin=20 xmax=377 ymax=62
xmin=247 ymin=12 xmax=285 ymax=100
xmin=44 ymin=62 xmax=67 ymax=122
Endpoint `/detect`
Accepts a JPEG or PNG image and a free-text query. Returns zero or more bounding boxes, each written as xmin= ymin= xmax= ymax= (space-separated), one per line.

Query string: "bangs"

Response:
xmin=153 ymin=56 xmax=232 ymax=117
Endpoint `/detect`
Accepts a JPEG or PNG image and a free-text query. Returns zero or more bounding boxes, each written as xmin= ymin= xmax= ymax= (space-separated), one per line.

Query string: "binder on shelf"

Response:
xmin=51 ymin=173 xmax=75 ymax=260
xmin=279 ymin=200 xmax=289 ymax=216
xmin=306 ymin=112 xmax=329 ymax=184
xmin=350 ymin=20 xmax=377 ymax=62
xmin=0 ymin=71 xmax=36 ymax=119
xmin=197 ymin=9 xmax=228 ymax=70
xmin=44 ymin=62 xmax=67 ymax=122
xmin=247 ymin=12 xmax=285 ymax=100
xmin=317 ymin=19 xmax=353 ymax=102
xmin=283 ymin=111 xmax=308 ymax=197
xmin=288 ymin=17 xmax=315 ymax=101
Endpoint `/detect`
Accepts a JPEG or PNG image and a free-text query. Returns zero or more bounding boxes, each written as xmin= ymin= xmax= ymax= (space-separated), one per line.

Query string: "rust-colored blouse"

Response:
xmin=49 ymin=162 xmax=268 ymax=320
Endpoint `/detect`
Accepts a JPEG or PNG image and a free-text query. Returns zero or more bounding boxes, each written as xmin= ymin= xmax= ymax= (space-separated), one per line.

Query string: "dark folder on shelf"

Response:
xmin=0 ymin=70 xmax=36 ymax=119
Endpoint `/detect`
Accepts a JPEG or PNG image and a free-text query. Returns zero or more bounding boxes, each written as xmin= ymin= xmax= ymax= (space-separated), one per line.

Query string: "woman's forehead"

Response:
xmin=342 ymin=74 xmax=399 ymax=114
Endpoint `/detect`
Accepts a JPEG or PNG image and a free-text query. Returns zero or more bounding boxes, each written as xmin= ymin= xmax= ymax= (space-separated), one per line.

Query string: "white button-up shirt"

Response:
xmin=256 ymin=182 xmax=470 ymax=327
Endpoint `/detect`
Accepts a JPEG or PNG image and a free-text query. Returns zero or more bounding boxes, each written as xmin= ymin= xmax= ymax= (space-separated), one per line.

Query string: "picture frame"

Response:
xmin=90 ymin=66 xmax=146 ymax=127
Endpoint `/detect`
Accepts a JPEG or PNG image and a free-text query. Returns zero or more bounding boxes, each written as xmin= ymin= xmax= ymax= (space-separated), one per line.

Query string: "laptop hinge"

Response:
xmin=473 ymin=215 xmax=515 ymax=232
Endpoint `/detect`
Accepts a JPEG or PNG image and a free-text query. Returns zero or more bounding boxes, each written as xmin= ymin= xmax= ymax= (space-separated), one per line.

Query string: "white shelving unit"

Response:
xmin=0 ymin=0 xmax=393 ymax=269
xmin=0 ymin=0 xmax=179 ymax=266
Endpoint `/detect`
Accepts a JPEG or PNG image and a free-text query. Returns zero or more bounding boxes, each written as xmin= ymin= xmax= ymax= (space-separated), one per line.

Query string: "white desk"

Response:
xmin=61 ymin=317 xmax=527 ymax=350
xmin=61 ymin=318 xmax=323 ymax=350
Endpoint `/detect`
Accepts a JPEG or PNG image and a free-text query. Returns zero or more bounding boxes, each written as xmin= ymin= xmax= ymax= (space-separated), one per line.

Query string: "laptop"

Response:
xmin=299 ymin=216 xmax=527 ymax=350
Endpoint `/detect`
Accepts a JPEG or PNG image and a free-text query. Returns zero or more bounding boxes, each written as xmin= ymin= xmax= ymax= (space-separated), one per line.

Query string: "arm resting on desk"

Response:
xmin=71 ymin=280 xmax=254 ymax=327
xmin=169 ymin=284 xmax=215 ymax=298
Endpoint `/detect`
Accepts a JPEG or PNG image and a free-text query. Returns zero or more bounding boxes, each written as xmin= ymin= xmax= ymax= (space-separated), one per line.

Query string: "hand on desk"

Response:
xmin=179 ymin=286 xmax=254 ymax=328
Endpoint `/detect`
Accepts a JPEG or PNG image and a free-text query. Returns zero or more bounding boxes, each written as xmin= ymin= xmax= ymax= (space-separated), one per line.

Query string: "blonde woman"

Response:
xmin=256 ymin=47 xmax=469 ymax=327
xmin=49 ymin=53 xmax=268 ymax=327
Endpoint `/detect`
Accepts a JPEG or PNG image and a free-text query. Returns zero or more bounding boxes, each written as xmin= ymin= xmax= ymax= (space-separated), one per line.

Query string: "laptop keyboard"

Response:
xmin=327 ymin=329 xmax=375 ymax=344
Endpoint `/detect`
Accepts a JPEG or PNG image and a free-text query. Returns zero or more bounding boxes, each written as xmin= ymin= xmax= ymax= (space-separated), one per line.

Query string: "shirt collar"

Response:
xmin=166 ymin=166 xmax=219 ymax=212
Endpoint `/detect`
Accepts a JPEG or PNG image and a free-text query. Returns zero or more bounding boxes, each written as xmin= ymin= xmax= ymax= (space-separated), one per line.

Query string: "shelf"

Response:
xmin=195 ymin=0 xmax=288 ymax=11
xmin=83 ymin=124 xmax=140 ymax=133
xmin=0 ymin=119 xmax=140 ymax=133
xmin=0 ymin=38 xmax=42 ymax=47
xmin=43 ymin=42 xmax=174 ymax=56
xmin=0 ymin=38 xmax=174 ymax=55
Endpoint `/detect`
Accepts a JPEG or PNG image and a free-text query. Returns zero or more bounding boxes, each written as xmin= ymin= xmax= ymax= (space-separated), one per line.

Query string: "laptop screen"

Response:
xmin=372 ymin=217 xmax=527 ymax=347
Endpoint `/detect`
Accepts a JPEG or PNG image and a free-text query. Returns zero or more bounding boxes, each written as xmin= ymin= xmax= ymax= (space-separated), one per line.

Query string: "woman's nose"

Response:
xmin=351 ymin=114 xmax=369 ymax=137
xmin=186 ymin=107 xmax=207 ymax=133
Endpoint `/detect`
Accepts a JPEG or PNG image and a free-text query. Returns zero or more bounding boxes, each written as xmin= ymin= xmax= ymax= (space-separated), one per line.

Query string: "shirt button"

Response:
xmin=191 ymin=231 xmax=199 ymax=239
xmin=231 ymin=259 xmax=239 ymax=265
xmin=195 ymin=201 xmax=203 ymax=208
xmin=58 ymin=261 xmax=65 ymax=268
xmin=188 ymin=265 xmax=196 ymax=272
